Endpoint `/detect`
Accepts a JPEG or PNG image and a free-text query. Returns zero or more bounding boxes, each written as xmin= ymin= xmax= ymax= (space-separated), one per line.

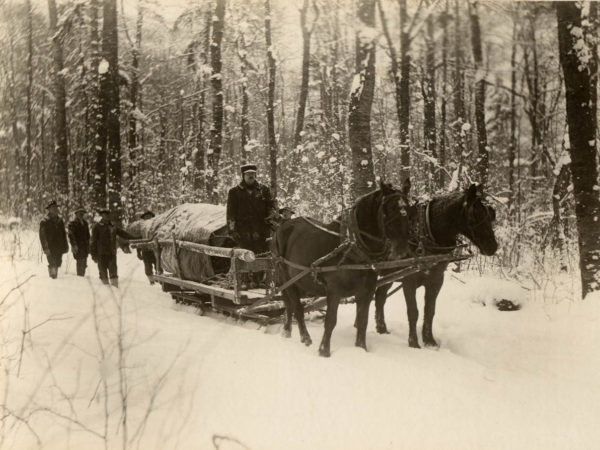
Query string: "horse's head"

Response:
xmin=378 ymin=179 xmax=412 ymax=259
xmin=460 ymin=184 xmax=498 ymax=256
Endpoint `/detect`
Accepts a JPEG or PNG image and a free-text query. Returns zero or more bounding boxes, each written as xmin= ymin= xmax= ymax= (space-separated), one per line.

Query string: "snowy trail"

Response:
xmin=1 ymin=234 xmax=599 ymax=449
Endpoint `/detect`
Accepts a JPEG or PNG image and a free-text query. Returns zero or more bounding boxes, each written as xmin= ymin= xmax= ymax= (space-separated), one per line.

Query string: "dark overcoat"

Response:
xmin=226 ymin=182 xmax=276 ymax=240
xmin=67 ymin=218 xmax=90 ymax=259
xmin=39 ymin=215 xmax=68 ymax=255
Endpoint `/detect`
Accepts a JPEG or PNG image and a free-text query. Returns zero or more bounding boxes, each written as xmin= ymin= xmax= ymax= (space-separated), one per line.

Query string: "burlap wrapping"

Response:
xmin=128 ymin=203 xmax=231 ymax=281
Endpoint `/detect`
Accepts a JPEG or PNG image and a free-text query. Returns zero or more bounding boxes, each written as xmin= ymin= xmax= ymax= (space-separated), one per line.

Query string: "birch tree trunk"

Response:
xmin=349 ymin=0 xmax=376 ymax=198
xmin=206 ymin=0 xmax=225 ymax=203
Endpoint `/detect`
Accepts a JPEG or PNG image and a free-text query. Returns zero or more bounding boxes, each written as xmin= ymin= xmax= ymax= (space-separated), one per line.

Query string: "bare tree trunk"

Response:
xmin=194 ymin=10 xmax=211 ymax=193
xmin=25 ymin=0 xmax=33 ymax=215
xmin=439 ymin=0 xmax=449 ymax=189
xmin=349 ymin=0 xmax=376 ymax=198
xmin=557 ymin=1 xmax=600 ymax=297
xmin=206 ymin=0 xmax=225 ymax=203
xmin=128 ymin=0 xmax=143 ymax=213
xmin=423 ymin=0 xmax=436 ymax=190
xmin=288 ymin=0 xmax=318 ymax=197
xmin=453 ymin=0 xmax=466 ymax=179
xmin=235 ymin=27 xmax=255 ymax=165
xmin=523 ymin=9 xmax=542 ymax=183
xmin=551 ymin=154 xmax=571 ymax=272
xmin=40 ymin=92 xmax=46 ymax=205
xmin=508 ymin=10 xmax=518 ymax=216
xmin=378 ymin=0 xmax=415 ymax=180
xmin=100 ymin=0 xmax=122 ymax=219
xmin=470 ymin=1 xmax=488 ymax=186
xmin=265 ymin=0 xmax=278 ymax=197
xmin=398 ymin=0 xmax=411 ymax=178
xmin=90 ymin=0 xmax=106 ymax=208
xmin=48 ymin=0 xmax=69 ymax=201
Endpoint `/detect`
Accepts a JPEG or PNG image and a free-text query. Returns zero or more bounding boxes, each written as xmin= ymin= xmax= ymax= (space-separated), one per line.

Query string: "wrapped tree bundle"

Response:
xmin=128 ymin=203 xmax=234 ymax=281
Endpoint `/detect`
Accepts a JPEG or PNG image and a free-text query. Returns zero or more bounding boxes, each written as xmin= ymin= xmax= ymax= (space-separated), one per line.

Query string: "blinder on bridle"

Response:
xmin=463 ymin=197 xmax=496 ymax=231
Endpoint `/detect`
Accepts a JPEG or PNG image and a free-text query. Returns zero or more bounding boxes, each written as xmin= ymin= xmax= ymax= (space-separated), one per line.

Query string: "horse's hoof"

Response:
xmin=355 ymin=338 xmax=367 ymax=351
xmin=376 ymin=325 xmax=390 ymax=334
xmin=282 ymin=328 xmax=291 ymax=338
xmin=318 ymin=347 xmax=331 ymax=357
xmin=423 ymin=337 xmax=439 ymax=348
xmin=408 ymin=338 xmax=421 ymax=349
xmin=301 ymin=335 xmax=312 ymax=346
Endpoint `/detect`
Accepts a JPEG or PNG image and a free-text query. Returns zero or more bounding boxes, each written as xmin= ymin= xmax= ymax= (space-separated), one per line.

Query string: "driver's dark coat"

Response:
xmin=226 ymin=181 xmax=276 ymax=238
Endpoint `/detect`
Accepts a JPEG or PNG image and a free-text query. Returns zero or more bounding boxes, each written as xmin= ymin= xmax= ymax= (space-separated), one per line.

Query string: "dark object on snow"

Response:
xmin=271 ymin=181 xmax=411 ymax=357
xmin=375 ymin=184 xmax=499 ymax=348
xmin=68 ymin=215 xmax=91 ymax=276
xmin=39 ymin=213 xmax=68 ymax=279
xmin=496 ymin=299 xmax=521 ymax=312
xmin=227 ymin=180 xmax=277 ymax=254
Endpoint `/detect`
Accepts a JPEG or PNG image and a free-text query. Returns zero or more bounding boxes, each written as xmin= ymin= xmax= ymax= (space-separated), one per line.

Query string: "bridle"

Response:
xmin=463 ymin=200 xmax=495 ymax=235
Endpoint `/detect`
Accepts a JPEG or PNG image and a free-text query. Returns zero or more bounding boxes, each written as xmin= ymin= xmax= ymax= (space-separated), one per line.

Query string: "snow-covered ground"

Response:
xmin=1 ymin=230 xmax=599 ymax=450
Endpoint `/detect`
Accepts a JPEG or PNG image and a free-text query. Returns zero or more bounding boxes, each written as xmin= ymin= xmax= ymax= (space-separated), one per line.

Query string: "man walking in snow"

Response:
xmin=39 ymin=200 xmax=68 ymax=279
xmin=67 ymin=207 xmax=90 ymax=276
xmin=90 ymin=208 xmax=135 ymax=287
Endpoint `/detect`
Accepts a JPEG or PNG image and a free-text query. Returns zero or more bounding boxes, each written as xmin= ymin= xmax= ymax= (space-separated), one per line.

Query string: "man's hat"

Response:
xmin=141 ymin=210 xmax=155 ymax=219
xmin=97 ymin=208 xmax=110 ymax=215
xmin=279 ymin=207 xmax=295 ymax=214
xmin=74 ymin=206 xmax=86 ymax=214
xmin=241 ymin=163 xmax=257 ymax=174
xmin=46 ymin=200 xmax=58 ymax=209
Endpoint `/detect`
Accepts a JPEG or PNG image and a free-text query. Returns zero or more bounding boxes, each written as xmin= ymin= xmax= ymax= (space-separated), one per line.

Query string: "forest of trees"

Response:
xmin=0 ymin=0 xmax=598 ymax=295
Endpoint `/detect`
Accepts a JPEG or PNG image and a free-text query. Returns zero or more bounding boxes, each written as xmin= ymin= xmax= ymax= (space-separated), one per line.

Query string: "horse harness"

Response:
xmin=295 ymin=191 xmax=408 ymax=284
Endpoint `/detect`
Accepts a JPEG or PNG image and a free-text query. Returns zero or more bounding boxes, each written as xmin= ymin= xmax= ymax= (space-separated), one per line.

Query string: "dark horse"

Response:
xmin=374 ymin=183 xmax=498 ymax=348
xmin=272 ymin=181 xmax=412 ymax=357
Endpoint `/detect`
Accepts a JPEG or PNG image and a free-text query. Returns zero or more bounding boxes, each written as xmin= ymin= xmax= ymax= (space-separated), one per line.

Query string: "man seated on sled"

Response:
xmin=226 ymin=163 xmax=278 ymax=288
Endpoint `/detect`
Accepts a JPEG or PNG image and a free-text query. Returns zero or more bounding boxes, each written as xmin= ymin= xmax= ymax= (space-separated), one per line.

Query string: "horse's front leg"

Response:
xmin=422 ymin=272 xmax=444 ymax=347
xmin=319 ymin=293 xmax=340 ymax=357
xmin=403 ymin=279 xmax=420 ymax=348
xmin=374 ymin=283 xmax=392 ymax=334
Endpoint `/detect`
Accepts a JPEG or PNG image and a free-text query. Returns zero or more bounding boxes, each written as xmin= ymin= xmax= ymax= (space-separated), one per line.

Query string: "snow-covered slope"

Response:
xmin=1 ymin=231 xmax=599 ymax=449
